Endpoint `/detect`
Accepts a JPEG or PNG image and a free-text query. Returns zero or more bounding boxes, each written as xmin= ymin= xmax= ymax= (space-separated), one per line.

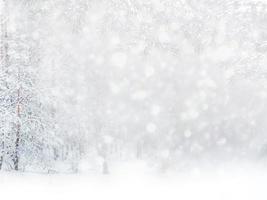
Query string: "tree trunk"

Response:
xmin=136 ymin=141 xmax=143 ymax=159
xmin=102 ymin=159 xmax=109 ymax=174
xmin=0 ymin=139 xmax=4 ymax=170
xmin=14 ymin=87 xmax=21 ymax=171
xmin=0 ymin=155 xmax=3 ymax=170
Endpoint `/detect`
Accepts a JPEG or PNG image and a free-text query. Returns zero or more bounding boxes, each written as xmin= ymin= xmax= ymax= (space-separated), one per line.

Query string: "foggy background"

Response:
xmin=1 ymin=0 xmax=267 ymax=173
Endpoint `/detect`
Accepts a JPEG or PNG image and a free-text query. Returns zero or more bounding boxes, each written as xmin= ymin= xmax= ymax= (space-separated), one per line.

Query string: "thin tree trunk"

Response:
xmin=0 ymin=143 xmax=3 ymax=169
xmin=136 ymin=141 xmax=143 ymax=159
xmin=14 ymin=87 xmax=21 ymax=171
xmin=0 ymin=139 xmax=4 ymax=170
xmin=102 ymin=159 xmax=109 ymax=174
xmin=0 ymin=156 xmax=3 ymax=170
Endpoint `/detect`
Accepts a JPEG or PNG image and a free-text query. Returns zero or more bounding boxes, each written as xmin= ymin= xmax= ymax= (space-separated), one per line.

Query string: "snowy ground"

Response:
xmin=1 ymin=162 xmax=267 ymax=200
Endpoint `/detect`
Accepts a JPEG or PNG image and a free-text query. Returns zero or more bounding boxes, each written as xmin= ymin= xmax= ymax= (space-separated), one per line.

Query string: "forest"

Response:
xmin=1 ymin=0 xmax=267 ymax=174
